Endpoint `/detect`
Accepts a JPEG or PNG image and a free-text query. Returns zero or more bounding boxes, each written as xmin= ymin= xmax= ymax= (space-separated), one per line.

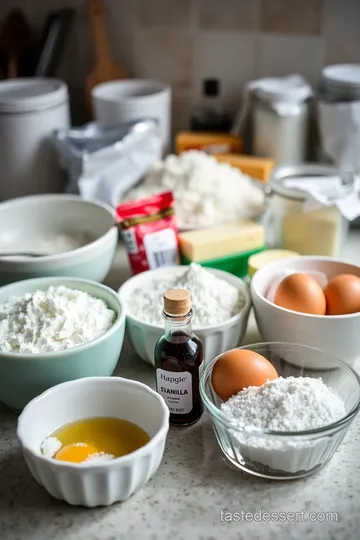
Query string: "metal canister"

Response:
xmin=320 ymin=64 xmax=360 ymax=103
xmin=263 ymin=163 xmax=353 ymax=257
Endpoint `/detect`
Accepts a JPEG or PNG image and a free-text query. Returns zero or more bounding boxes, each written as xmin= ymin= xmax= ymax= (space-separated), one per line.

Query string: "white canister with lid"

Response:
xmin=0 ymin=78 xmax=70 ymax=201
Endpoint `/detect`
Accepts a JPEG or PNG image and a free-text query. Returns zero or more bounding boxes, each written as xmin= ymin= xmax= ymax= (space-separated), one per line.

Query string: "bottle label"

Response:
xmin=156 ymin=369 xmax=193 ymax=414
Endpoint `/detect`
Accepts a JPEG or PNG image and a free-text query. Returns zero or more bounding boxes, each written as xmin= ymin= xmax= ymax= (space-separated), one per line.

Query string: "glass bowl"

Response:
xmin=200 ymin=342 xmax=360 ymax=480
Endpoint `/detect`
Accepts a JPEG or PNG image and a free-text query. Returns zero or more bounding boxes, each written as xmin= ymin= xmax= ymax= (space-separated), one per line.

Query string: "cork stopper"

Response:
xmin=163 ymin=289 xmax=191 ymax=316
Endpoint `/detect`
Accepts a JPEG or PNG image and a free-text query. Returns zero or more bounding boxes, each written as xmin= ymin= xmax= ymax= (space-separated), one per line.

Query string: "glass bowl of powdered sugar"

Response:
xmin=200 ymin=342 xmax=360 ymax=480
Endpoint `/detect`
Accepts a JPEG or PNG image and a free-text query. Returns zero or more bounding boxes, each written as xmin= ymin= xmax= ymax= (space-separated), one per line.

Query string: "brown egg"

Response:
xmin=211 ymin=349 xmax=278 ymax=401
xmin=274 ymin=273 xmax=326 ymax=315
xmin=323 ymin=274 xmax=360 ymax=315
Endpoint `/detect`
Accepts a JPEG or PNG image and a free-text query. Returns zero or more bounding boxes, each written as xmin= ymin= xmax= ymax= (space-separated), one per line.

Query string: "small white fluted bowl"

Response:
xmin=118 ymin=266 xmax=252 ymax=366
xmin=17 ymin=377 xmax=169 ymax=507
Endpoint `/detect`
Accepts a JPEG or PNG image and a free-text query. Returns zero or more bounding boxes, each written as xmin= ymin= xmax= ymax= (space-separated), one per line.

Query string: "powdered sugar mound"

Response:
xmin=221 ymin=376 xmax=345 ymax=431
xmin=84 ymin=452 xmax=115 ymax=463
xmin=0 ymin=285 xmax=115 ymax=353
xmin=41 ymin=437 xmax=62 ymax=458
xmin=128 ymin=263 xmax=244 ymax=326
xmin=123 ymin=151 xmax=264 ymax=228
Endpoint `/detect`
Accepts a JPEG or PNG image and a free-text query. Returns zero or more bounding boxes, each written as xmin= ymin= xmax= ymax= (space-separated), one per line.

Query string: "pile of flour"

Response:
xmin=128 ymin=263 xmax=244 ymax=326
xmin=0 ymin=232 xmax=93 ymax=256
xmin=222 ymin=376 xmax=345 ymax=431
xmin=123 ymin=151 xmax=264 ymax=228
xmin=0 ymin=285 xmax=115 ymax=353
xmin=221 ymin=376 xmax=346 ymax=473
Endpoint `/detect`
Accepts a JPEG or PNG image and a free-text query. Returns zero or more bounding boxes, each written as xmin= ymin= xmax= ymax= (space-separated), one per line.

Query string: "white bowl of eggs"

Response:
xmin=251 ymin=256 xmax=360 ymax=369
xmin=17 ymin=377 xmax=169 ymax=507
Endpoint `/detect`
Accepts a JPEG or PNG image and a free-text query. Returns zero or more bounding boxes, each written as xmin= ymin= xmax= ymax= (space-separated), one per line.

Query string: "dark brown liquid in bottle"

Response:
xmin=155 ymin=331 xmax=204 ymax=426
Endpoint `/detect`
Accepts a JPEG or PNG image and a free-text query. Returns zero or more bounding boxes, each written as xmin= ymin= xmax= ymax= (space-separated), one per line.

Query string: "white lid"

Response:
xmin=253 ymin=74 xmax=312 ymax=104
xmin=0 ymin=78 xmax=68 ymax=113
xmin=322 ymin=64 xmax=360 ymax=88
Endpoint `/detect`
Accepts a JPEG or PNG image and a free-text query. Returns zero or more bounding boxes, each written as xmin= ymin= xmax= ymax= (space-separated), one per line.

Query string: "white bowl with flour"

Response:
xmin=118 ymin=264 xmax=251 ymax=366
xmin=0 ymin=194 xmax=117 ymax=285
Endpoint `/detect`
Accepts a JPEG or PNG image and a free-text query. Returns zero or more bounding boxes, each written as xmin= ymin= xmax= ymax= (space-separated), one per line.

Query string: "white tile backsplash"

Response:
xmin=193 ymin=31 xmax=256 ymax=103
xmin=324 ymin=0 xmax=360 ymax=64
xmin=132 ymin=28 xmax=193 ymax=96
xmin=256 ymin=34 xmax=325 ymax=87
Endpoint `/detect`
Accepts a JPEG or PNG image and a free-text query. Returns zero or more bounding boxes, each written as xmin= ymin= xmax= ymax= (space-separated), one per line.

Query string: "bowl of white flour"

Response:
xmin=200 ymin=342 xmax=360 ymax=480
xmin=0 ymin=276 xmax=126 ymax=411
xmin=0 ymin=194 xmax=118 ymax=285
xmin=118 ymin=264 xmax=251 ymax=365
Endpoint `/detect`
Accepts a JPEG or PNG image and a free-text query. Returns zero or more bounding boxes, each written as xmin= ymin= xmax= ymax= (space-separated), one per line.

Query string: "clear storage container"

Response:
xmin=264 ymin=164 xmax=352 ymax=257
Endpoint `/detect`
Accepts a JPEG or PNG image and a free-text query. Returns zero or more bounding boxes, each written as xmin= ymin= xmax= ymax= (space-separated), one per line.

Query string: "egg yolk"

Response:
xmin=55 ymin=442 xmax=100 ymax=463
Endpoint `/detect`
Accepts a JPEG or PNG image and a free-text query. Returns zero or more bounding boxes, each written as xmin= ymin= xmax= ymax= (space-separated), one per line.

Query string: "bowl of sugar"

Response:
xmin=0 ymin=194 xmax=117 ymax=285
xmin=118 ymin=263 xmax=252 ymax=366
xmin=201 ymin=342 xmax=360 ymax=480
xmin=0 ymin=276 xmax=126 ymax=411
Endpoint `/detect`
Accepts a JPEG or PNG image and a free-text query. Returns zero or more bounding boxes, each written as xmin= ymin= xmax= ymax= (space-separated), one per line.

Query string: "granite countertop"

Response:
xmin=1 ymin=233 xmax=360 ymax=540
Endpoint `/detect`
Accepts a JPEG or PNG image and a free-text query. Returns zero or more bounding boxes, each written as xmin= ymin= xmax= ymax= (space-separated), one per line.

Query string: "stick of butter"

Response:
xmin=214 ymin=154 xmax=275 ymax=182
xmin=179 ymin=221 xmax=265 ymax=262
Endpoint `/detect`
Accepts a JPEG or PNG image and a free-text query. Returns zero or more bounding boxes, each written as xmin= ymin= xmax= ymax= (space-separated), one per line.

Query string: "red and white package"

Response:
xmin=116 ymin=191 xmax=179 ymax=275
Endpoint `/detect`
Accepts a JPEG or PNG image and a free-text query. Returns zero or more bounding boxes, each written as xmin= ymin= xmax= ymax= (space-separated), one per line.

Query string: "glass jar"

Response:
xmin=252 ymin=92 xmax=310 ymax=165
xmin=263 ymin=164 xmax=352 ymax=257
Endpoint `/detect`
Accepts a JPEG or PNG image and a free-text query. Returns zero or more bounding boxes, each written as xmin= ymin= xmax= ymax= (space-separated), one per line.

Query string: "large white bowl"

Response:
xmin=251 ymin=256 xmax=360 ymax=368
xmin=17 ymin=377 xmax=169 ymax=507
xmin=118 ymin=266 xmax=252 ymax=366
xmin=0 ymin=194 xmax=118 ymax=285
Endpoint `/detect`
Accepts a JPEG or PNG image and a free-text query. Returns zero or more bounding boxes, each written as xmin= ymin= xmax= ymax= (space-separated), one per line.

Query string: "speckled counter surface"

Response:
xmin=1 ymin=233 xmax=360 ymax=540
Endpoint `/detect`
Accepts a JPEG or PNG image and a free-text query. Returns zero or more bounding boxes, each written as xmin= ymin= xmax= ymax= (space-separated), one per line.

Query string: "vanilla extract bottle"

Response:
xmin=154 ymin=289 xmax=204 ymax=426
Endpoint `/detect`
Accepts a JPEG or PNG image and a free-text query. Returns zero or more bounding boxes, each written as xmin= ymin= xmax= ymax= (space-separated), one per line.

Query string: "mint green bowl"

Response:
xmin=0 ymin=277 xmax=126 ymax=412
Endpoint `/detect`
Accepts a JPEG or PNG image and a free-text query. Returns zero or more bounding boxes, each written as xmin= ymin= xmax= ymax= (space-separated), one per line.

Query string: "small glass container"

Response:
xmin=263 ymin=163 xmax=353 ymax=257
xmin=200 ymin=342 xmax=360 ymax=480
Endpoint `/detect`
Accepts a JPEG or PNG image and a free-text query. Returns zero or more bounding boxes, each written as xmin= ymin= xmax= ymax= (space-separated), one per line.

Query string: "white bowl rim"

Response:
xmin=92 ymin=79 xmax=171 ymax=102
xmin=200 ymin=341 xmax=360 ymax=437
xmin=0 ymin=277 xmax=125 ymax=360
xmin=251 ymin=255 xmax=360 ymax=320
xmin=0 ymin=194 xmax=117 ymax=265
xmin=118 ymin=265 xmax=252 ymax=331
xmin=17 ymin=376 xmax=169 ymax=469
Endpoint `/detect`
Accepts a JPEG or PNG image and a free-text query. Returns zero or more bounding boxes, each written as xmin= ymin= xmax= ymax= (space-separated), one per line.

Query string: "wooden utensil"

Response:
xmin=35 ymin=9 xmax=75 ymax=77
xmin=0 ymin=9 xmax=32 ymax=78
xmin=85 ymin=0 xmax=127 ymax=115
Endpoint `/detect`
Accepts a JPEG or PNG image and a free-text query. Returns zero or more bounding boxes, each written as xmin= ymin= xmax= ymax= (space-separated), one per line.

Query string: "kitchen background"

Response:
xmin=1 ymin=0 xmax=358 ymax=131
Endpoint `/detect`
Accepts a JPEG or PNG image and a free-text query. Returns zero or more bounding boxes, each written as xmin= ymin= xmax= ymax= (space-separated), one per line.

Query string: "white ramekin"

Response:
xmin=17 ymin=377 xmax=169 ymax=507
xmin=118 ymin=266 xmax=252 ymax=366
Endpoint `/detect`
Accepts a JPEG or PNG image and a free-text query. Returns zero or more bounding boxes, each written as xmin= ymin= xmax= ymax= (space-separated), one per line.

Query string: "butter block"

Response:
xmin=176 ymin=132 xmax=243 ymax=155
xmin=178 ymin=221 xmax=265 ymax=262
xmin=214 ymin=154 xmax=275 ymax=182
xmin=248 ymin=249 xmax=300 ymax=277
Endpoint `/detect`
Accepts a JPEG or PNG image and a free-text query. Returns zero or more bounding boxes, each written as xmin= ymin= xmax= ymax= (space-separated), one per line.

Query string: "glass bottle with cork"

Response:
xmin=155 ymin=289 xmax=204 ymax=426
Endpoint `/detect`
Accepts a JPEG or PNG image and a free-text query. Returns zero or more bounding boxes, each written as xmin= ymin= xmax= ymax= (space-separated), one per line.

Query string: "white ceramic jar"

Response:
xmin=92 ymin=79 xmax=171 ymax=154
xmin=0 ymin=79 xmax=70 ymax=201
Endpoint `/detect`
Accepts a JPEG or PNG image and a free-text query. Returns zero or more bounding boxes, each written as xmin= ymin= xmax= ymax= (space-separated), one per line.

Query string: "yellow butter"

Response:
xmin=175 ymin=132 xmax=243 ymax=155
xmin=179 ymin=221 xmax=265 ymax=262
xmin=214 ymin=154 xmax=275 ymax=182
xmin=248 ymin=249 xmax=300 ymax=277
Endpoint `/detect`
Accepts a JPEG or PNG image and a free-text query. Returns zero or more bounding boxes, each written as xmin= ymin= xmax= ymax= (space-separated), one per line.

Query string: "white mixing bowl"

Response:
xmin=0 ymin=194 xmax=117 ymax=285
xmin=251 ymin=256 xmax=360 ymax=369
xmin=17 ymin=377 xmax=169 ymax=507
xmin=118 ymin=266 xmax=251 ymax=366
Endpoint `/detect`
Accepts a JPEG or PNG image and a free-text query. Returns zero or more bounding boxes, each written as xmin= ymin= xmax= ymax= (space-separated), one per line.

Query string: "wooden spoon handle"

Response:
xmin=7 ymin=55 xmax=17 ymax=78
xmin=88 ymin=0 xmax=112 ymax=66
